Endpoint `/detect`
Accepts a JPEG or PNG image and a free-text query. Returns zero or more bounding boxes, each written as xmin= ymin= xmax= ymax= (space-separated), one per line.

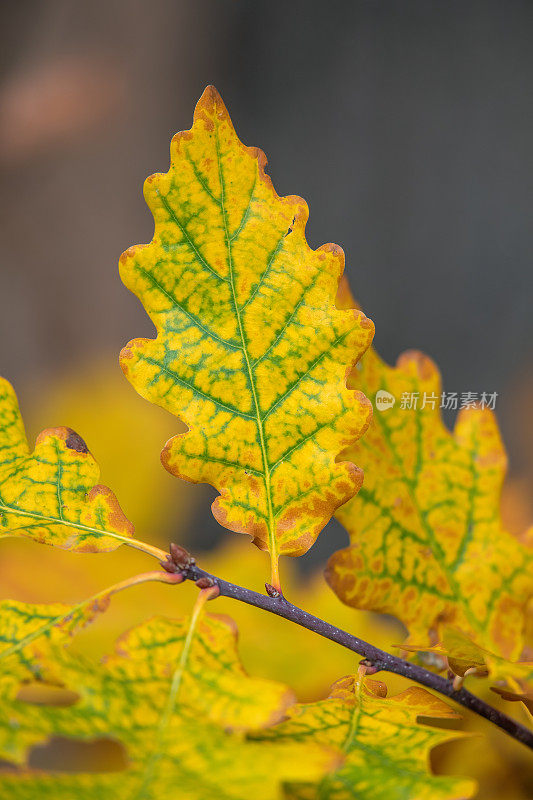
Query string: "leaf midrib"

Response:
xmin=213 ymin=111 xmax=278 ymax=577
xmin=0 ymin=500 xmax=133 ymax=547
xmin=317 ymin=684 xmax=437 ymax=799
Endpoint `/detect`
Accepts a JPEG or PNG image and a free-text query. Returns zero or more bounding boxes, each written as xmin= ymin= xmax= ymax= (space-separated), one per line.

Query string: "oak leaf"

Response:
xmin=0 ymin=568 xmax=182 ymax=762
xmin=400 ymin=628 xmax=533 ymax=723
xmin=0 ymin=607 xmax=334 ymax=799
xmin=119 ymin=86 xmax=374 ymax=587
xmin=25 ymin=357 xmax=190 ymax=537
xmin=436 ymin=719 xmax=533 ymax=800
xmin=0 ymin=596 xmax=113 ymax=762
xmin=257 ymin=673 xmax=475 ymax=800
xmin=0 ymin=377 xmax=158 ymax=558
xmin=326 ymin=278 xmax=533 ymax=678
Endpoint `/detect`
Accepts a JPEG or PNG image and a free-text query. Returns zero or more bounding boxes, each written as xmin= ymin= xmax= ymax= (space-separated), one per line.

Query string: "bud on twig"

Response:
xmin=160 ymin=558 xmax=179 ymax=574
xmin=195 ymin=577 xmax=220 ymax=600
xmin=359 ymin=658 xmax=380 ymax=676
xmin=195 ymin=576 xmax=215 ymax=589
xmin=168 ymin=543 xmax=195 ymax=570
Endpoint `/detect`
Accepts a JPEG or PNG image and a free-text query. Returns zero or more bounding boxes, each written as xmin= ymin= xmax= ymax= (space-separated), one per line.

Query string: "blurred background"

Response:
xmin=0 ymin=1 xmax=532 ymax=796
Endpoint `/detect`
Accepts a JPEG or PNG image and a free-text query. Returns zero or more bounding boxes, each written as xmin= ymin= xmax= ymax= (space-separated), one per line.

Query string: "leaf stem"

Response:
xmin=167 ymin=552 xmax=533 ymax=751
xmin=126 ymin=538 xmax=169 ymax=561
xmin=270 ymin=554 xmax=281 ymax=594
xmin=0 ymin=569 xmax=182 ymax=663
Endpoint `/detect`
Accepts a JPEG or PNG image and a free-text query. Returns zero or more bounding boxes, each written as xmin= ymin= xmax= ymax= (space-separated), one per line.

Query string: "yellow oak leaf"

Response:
xmin=0 ymin=570 xmax=181 ymax=763
xmin=119 ymin=86 xmax=374 ymax=588
xmin=401 ymin=628 xmax=532 ymax=681
xmin=256 ymin=673 xmax=475 ymax=800
xmin=0 ymin=377 xmax=161 ymax=559
xmin=326 ymin=278 xmax=533 ymax=670
xmin=400 ymin=628 xmax=533 ymax=723
xmin=0 ymin=605 xmax=334 ymax=799
xmin=0 ymin=592 xmax=125 ymax=762
xmin=24 ymin=357 xmax=191 ymax=540
xmin=436 ymin=721 xmax=533 ymax=800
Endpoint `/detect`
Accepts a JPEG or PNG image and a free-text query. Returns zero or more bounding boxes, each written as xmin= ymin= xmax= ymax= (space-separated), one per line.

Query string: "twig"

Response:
xmin=161 ymin=545 xmax=533 ymax=751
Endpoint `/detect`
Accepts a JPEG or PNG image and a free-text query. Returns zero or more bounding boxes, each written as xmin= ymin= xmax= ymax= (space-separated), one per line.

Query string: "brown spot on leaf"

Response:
xmin=65 ymin=429 xmax=89 ymax=454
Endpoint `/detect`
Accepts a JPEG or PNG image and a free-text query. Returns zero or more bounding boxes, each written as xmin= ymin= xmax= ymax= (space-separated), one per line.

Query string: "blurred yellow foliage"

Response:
xmin=1 ymin=362 xmax=532 ymax=796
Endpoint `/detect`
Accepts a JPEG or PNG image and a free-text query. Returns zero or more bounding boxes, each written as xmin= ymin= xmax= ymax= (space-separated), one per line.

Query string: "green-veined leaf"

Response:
xmin=257 ymin=673 xmax=475 ymax=800
xmin=327 ymin=278 xmax=533 ymax=676
xmin=0 ymin=605 xmax=333 ymax=799
xmin=0 ymin=377 xmax=160 ymax=559
xmin=119 ymin=86 xmax=374 ymax=588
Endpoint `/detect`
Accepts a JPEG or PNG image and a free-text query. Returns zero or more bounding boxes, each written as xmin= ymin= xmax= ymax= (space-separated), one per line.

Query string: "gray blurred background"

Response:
xmin=1 ymin=0 xmax=532 ymax=559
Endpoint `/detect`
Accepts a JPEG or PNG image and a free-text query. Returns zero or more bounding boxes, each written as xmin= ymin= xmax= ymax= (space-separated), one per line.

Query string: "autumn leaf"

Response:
xmin=256 ymin=673 xmax=475 ymax=800
xmin=326 ymin=278 xmax=533 ymax=675
xmin=0 ymin=376 xmax=161 ymax=559
xmin=399 ymin=628 xmax=533 ymax=724
xmin=0 ymin=569 xmax=184 ymax=761
xmin=436 ymin=721 xmax=533 ymax=800
xmin=0 ymin=604 xmax=334 ymax=799
xmin=119 ymin=85 xmax=374 ymax=588
xmin=400 ymin=628 xmax=532 ymax=683
xmin=25 ymin=357 xmax=192 ymax=540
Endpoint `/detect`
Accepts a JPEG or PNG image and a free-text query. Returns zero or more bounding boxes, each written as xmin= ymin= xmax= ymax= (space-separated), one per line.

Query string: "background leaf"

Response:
xmin=0 ymin=606 xmax=334 ymax=799
xmin=327 ymin=279 xmax=533 ymax=673
xmin=258 ymin=674 xmax=475 ymax=800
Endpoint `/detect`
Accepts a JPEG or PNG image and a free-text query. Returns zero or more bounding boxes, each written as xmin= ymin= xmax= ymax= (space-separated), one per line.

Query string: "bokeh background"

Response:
xmin=0 ymin=1 xmax=532 ymax=796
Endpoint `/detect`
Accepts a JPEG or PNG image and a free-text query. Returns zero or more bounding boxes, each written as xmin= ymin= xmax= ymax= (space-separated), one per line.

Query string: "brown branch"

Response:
xmin=162 ymin=545 xmax=533 ymax=751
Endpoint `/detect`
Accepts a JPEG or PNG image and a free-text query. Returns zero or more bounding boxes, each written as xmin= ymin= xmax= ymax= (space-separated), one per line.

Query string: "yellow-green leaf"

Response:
xmin=400 ymin=628 xmax=533 ymax=721
xmin=0 ymin=571 xmax=181 ymax=762
xmin=327 ymin=278 xmax=533 ymax=668
xmin=0 ymin=606 xmax=333 ymax=799
xmin=0 ymin=377 xmax=160 ymax=559
xmin=0 ymin=597 xmax=108 ymax=762
xmin=257 ymin=673 xmax=475 ymax=800
xmin=119 ymin=86 xmax=374 ymax=587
